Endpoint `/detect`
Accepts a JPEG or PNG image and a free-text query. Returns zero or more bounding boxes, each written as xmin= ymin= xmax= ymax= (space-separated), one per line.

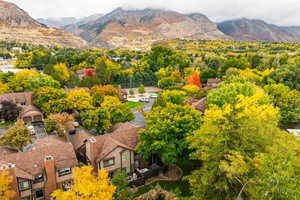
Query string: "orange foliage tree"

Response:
xmin=187 ymin=72 xmax=201 ymax=88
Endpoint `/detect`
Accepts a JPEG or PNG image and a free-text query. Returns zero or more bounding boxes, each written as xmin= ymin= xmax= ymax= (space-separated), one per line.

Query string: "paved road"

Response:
xmin=130 ymin=98 xmax=155 ymax=127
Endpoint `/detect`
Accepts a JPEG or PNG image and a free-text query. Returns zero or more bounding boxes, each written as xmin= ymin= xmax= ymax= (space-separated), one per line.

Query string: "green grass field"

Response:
xmin=126 ymin=101 xmax=143 ymax=109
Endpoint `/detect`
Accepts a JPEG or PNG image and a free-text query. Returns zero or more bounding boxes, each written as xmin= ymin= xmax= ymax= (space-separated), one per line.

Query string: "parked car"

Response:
xmin=139 ymin=97 xmax=150 ymax=103
xmin=150 ymin=93 xmax=158 ymax=98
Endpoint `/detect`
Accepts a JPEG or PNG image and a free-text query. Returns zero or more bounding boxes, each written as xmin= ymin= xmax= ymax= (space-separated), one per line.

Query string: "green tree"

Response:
xmin=264 ymin=83 xmax=300 ymax=124
xmin=138 ymin=84 xmax=145 ymax=94
xmin=0 ymin=120 xmax=33 ymax=151
xmin=265 ymin=63 xmax=300 ymax=91
xmin=111 ymin=170 xmax=132 ymax=200
xmin=220 ymin=57 xmax=250 ymax=77
xmin=95 ymin=57 xmax=121 ymax=85
xmin=80 ymin=108 xmax=111 ymax=134
xmin=137 ymin=103 xmax=201 ymax=164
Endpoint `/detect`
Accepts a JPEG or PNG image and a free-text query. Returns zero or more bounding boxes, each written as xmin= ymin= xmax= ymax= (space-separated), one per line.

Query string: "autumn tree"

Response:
xmin=90 ymin=85 xmax=120 ymax=106
xmin=0 ymin=170 xmax=15 ymax=200
xmin=153 ymin=90 xmax=186 ymax=107
xmin=33 ymin=87 xmax=67 ymax=115
xmin=66 ymin=89 xmax=93 ymax=111
xmin=137 ymin=103 xmax=201 ymax=164
xmin=101 ymin=96 xmax=134 ymax=124
xmin=0 ymin=120 xmax=32 ymax=151
xmin=207 ymin=82 xmax=269 ymax=108
xmin=264 ymin=83 xmax=300 ymax=124
xmin=8 ymin=70 xmax=60 ymax=92
xmin=187 ymin=72 xmax=201 ymax=88
xmin=80 ymin=108 xmax=111 ymax=134
xmin=45 ymin=63 xmax=70 ymax=84
xmin=45 ymin=113 xmax=74 ymax=136
xmin=186 ymin=93 xmax=289 ymax=199
xmin=0 ymin=82 xmax=10 ymax=94
xmin=52 ymin=166 xmax=115 ymax=200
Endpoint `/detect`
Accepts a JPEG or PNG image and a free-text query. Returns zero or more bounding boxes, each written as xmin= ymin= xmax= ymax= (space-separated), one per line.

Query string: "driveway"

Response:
xmin=130 ymin=98 xmax=155 ymax=127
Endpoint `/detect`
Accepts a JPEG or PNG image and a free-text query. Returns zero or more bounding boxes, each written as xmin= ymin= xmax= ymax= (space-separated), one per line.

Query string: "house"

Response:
xmin=0 ymin=136 xmax=78 ymax=200
xmin=75 ymin=68 xmax=96 ymax=80
xmin=0 ymin=92 xmax=33 ymax=107
xmin=19 ymin=105 xmax=43 ymax=124
xmin=191 ymin=97 xmax=207 ymax=114
xmin=73 ymin=123 xmax=145 ymax=177
xmin=205 ymin=78 xmax=222 ymax=89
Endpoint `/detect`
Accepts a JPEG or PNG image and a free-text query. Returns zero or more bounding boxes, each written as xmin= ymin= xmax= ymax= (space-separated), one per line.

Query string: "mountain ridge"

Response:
xmin=0 ymin=0 xmax=87 ymax=48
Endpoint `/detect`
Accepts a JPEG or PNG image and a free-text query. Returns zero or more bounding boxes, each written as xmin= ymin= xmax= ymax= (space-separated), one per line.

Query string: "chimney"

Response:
xmin=86 ymin=137 xmax=97 ymax=169
xmin=44 ymin=156 xmax=57 ymax=199
xmin=0 ymin=163 xmax=19 ymax=200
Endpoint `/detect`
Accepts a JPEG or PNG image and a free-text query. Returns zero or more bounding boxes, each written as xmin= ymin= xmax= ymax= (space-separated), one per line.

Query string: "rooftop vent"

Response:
xmin=89 ymin=137 xmax=97 ymax=143
xmin=45 ymin=156 xmax=54 ymax=161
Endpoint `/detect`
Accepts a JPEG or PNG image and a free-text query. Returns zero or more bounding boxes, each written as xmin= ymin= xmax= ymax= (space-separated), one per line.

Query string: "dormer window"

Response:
xmin=58 ymin=167 xmax=72 ymax=177
xmin=34 ymin=173 xmax=44 ymax=183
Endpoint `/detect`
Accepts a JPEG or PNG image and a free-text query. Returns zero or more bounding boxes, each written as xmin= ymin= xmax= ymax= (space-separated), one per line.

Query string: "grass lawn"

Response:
xmin=126 ymin=101 xmax=143 ymax=109
xmin=0 ymin=121 xmax=14 ymax=128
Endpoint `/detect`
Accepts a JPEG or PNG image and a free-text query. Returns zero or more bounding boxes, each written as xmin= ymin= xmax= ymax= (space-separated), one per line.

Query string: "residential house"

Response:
xmin=205 ymin=78 xmax=222 ymax=89
xmin=0 ymin=136 xmax=78 ymax=200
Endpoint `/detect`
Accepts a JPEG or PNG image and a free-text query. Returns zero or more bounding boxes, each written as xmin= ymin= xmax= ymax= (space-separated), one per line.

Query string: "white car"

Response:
xmin=150 ymin=93 xmax=158 ymax=98
xmin=139 ymin=97 xmax=150 ymax=103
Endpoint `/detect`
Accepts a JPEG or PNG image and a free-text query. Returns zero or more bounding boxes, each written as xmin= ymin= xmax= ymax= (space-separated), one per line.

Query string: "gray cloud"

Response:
xmin=7 ymin=0 xmax=300 ymax=26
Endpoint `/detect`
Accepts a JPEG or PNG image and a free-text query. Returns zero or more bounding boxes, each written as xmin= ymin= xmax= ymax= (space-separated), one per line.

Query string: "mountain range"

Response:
xmin=2 ymin=0 xmax=300 ymax=50
xmin=0 ymin=0 xmax=86 ymax=48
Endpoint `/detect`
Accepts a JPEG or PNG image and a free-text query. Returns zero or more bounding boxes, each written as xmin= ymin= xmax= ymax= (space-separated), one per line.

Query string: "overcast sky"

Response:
xmin=7 ymin=0 xmax=300 ymax=26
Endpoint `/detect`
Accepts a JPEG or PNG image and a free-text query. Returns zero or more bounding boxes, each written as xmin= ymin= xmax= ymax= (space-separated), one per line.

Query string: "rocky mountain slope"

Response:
xmin=64 ymin=8 xmax=230 ymax=50
xmin=217 ymin=18 xmax=300 ymax=42
xmin=37 ymin=17 xmax=79 ymax=28
xmin=0 ymin=0 xmax=86 ymax=48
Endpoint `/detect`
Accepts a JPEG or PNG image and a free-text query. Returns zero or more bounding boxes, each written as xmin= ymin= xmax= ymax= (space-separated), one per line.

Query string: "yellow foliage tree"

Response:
xmin=66 ymin=89 xmax=93 ymax=111
xmin=52 ymin=63 xmax=70 ymax=83
xmin=0 ymin=82 xmax=10 ymax=94
xmin=51 ymin=166 xmax=115 ymax=200
xmin=0 ymin=170 xmax=15 ymax=200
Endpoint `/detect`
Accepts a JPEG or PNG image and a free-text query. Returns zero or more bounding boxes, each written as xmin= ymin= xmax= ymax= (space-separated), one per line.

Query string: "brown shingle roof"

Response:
xmin=69 ymin=128 xmax=94 ymax=150
xmin=0 ymin=136 xmax=78 ymax=176
xmin=19 ymin=105 xmax=42 ymax=118
xmin=0 ymin=92 xmax=32 ymax=105
xmin=93 ymin=123 xmax=142 ymax=162
xmin=192 ymin=97 xmax=207 ymax=113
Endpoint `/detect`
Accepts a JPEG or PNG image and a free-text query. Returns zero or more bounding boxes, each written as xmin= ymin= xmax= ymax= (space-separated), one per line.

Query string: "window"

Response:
xmin=19 ymin=180 xmax=30 ymax=191
xmin=58 ymin=168 xmax=71 ymax=177
xmin=34 ymin=189 xmax=44 ymax=199
xmin=122 ymin=151 xmax=130 ymax=162
xmin=34 ymin=174 xmax=44 ymax=183
xmin=33 ymin=115 xmax=43 ymax=122
xmin=103 ymin=158 xmax=115 ymax=167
